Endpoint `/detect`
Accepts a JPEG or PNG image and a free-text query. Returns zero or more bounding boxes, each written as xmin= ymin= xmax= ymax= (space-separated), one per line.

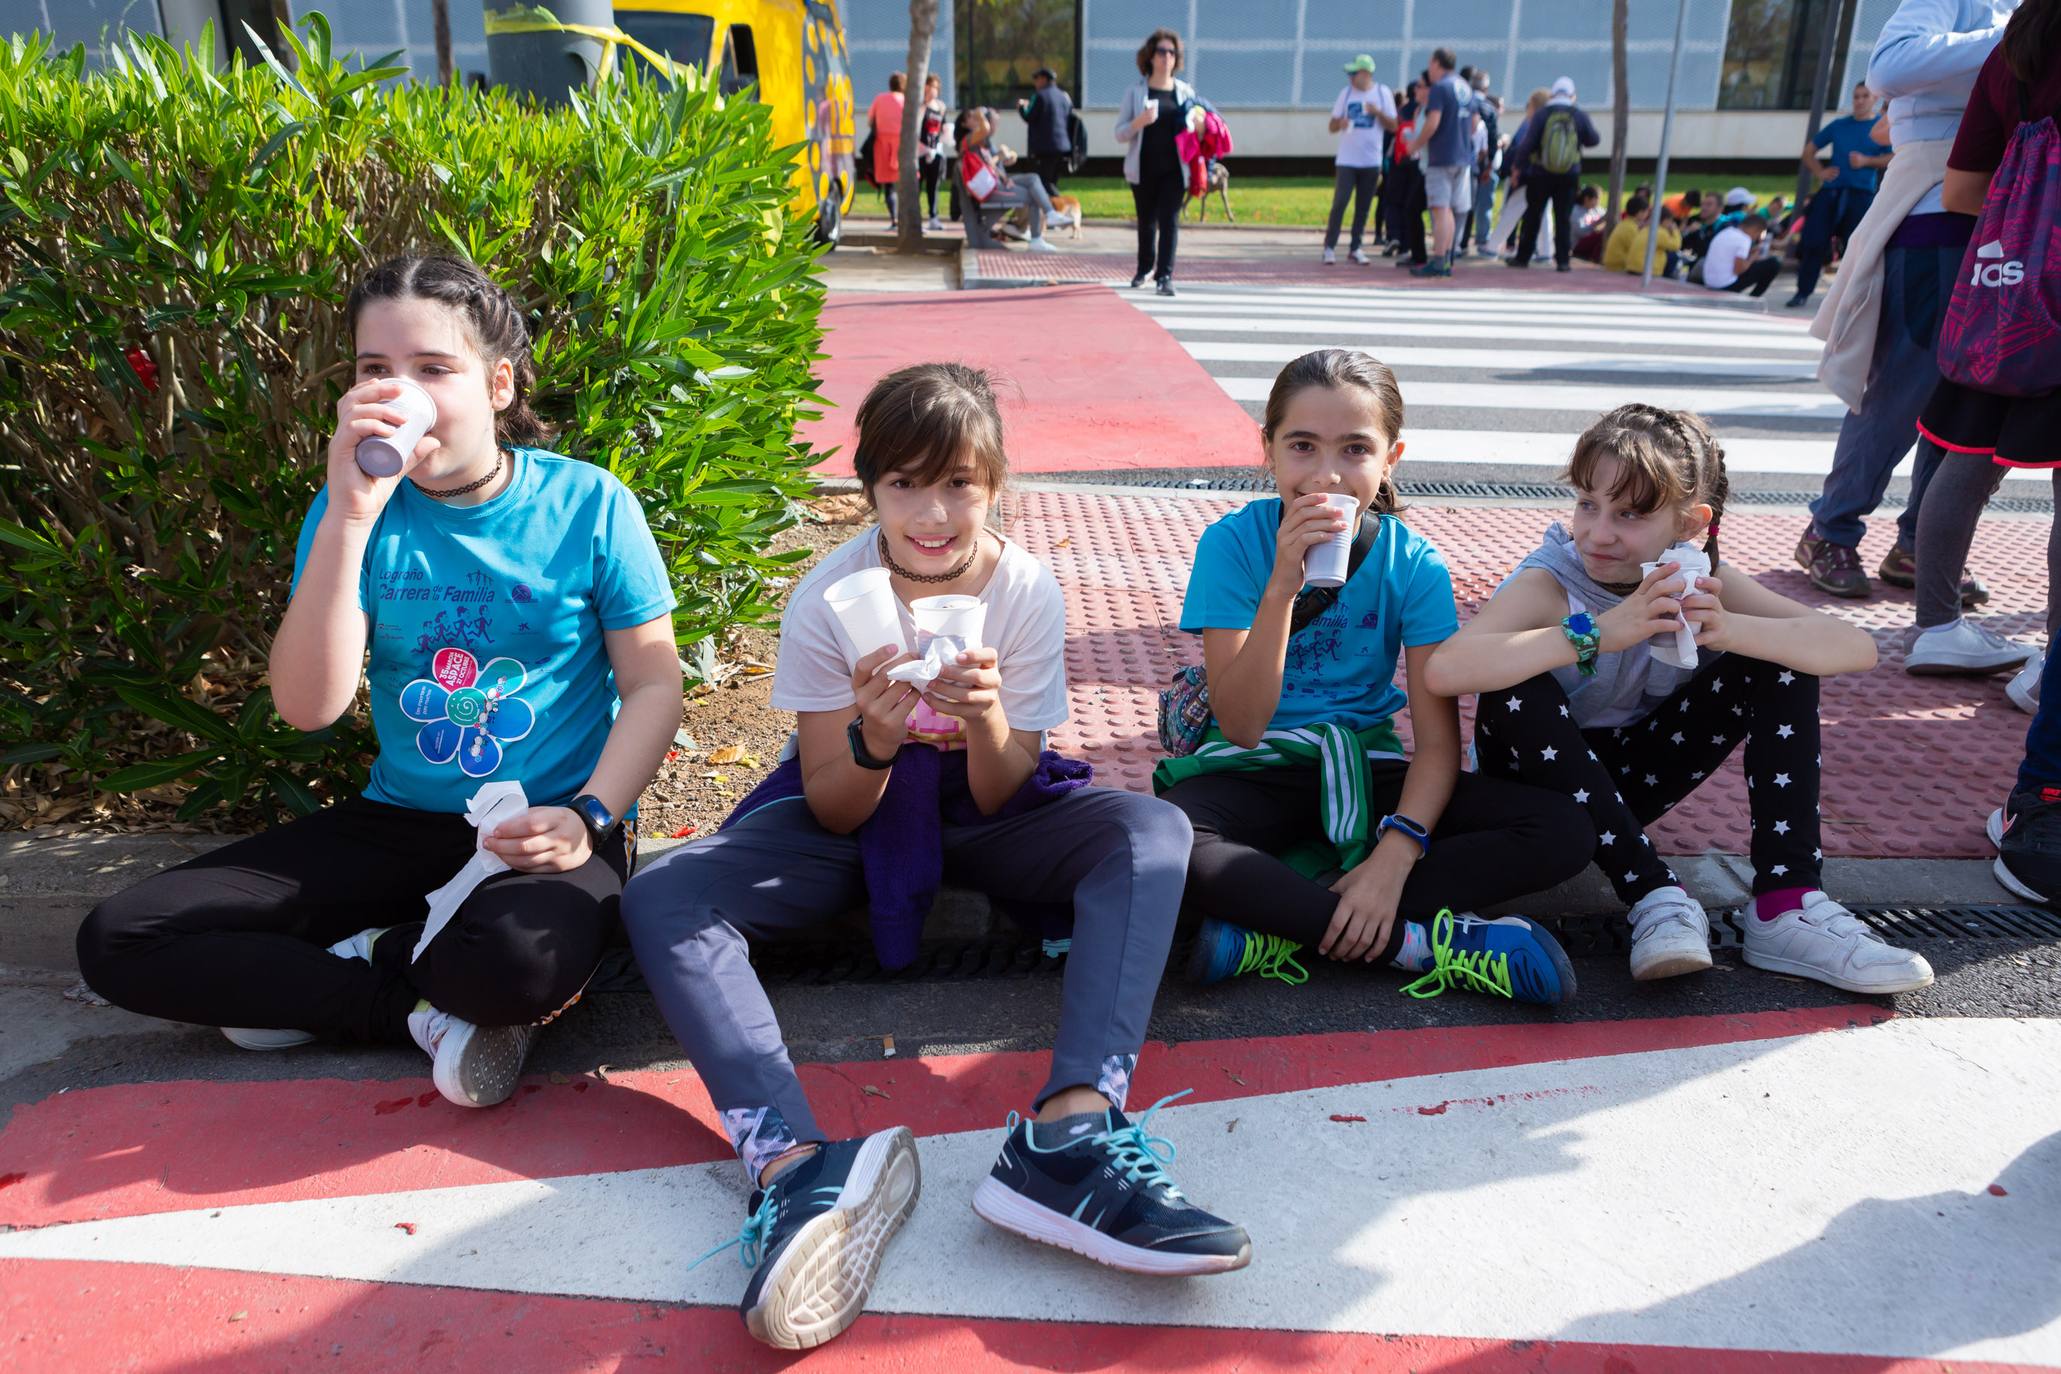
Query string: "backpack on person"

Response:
xmin=1936 ymin=81 xmax=2061 ymax=397
xmin=1157 ymin=515 xmax=1379 ymax=756
xmin=1538 ymin=107 xmax=1581 ymax=175
xmin=1066 ymin=109 xmax=1089 ymax=174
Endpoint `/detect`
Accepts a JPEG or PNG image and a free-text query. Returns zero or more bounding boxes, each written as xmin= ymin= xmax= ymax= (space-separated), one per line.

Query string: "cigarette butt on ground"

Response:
xmin=883 ymin=1035 xmax=897 ymax=1058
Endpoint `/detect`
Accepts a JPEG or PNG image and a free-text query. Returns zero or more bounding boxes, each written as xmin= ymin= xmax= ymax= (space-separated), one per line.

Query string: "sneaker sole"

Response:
xmin=1904 ymin=657 xmax=2029 ymax=677
xmin=1629 ymin=947 xmax=1713 ymax=981
xmin=745 ymin=1126 xmax=922 ymax=1350
xmin=432 ymin=1021 xmax=530 ymax=1108
xmin=970 ymin=1175 xmax=1250 ymax=1276
xmin=1987 ymin=808 xmax=2050 ymax=903
xmin=1739 ymin=947 xmax=1934 ymax=995
xmin=222 ymin=1027 xmax=317 ymax=1051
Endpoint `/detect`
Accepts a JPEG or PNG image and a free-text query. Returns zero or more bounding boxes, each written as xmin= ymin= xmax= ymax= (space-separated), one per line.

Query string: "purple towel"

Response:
xmin=722 ymin=744 xmax=1092 ymax=970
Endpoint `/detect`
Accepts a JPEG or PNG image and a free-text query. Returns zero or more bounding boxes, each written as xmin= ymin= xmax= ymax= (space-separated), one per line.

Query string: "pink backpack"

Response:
xmin=1936 ymin=82 xmax=2061 ymax=397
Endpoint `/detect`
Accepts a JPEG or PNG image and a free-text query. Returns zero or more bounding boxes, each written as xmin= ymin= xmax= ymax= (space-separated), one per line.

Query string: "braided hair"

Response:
xmin=345 ymin=255 xmax=552 ymax=449
xmin=1563 ymin=403 xmax=1729 ymax=559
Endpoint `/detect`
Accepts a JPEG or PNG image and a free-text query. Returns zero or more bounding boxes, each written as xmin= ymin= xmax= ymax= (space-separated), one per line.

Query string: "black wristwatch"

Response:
xmin=847 ymin=717 xmax=896 ymax=770
xmin=568 ymin=793 xmax=617 ymax=846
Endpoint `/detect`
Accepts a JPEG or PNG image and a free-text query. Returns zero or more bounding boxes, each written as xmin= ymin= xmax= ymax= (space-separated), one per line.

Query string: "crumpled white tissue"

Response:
xmin=1645 ymin=542 xmax=1713 ymax=671
xmin=882 ymin=635 xmax=971 ymax=688
xmin=412 ymin=780 xmax=530 ymax=963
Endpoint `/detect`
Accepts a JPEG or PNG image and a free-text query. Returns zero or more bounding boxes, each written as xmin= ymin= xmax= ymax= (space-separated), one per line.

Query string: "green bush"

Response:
xmin=0 ymin=17 xmax=826 ymax=827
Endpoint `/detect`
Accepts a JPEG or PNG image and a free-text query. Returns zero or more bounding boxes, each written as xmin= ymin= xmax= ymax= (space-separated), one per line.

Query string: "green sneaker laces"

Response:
xmin=1400 ymin=910 xmax=1514 ymax=1001
xmin=1236 ymin=929 xmax=1310 ymax=985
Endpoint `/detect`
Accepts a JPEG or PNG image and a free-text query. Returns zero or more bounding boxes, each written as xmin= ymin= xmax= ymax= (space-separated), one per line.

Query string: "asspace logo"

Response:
xmin=1971 ymin=239 xmax=2025 ymax=287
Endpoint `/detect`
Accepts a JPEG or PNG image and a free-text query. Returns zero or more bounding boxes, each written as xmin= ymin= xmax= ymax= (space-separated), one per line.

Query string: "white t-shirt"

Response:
xmin=770 ymin=527 xmax=1070 ymax=749
xmin=1331 ymin=82 xmax=1395 ymax=168
xmin=1702 ymin=225 xmax=1753 ymax=289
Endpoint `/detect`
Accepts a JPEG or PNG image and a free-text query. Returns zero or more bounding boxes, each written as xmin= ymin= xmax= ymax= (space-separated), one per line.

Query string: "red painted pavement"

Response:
xmin=0 ymin=1009 xmax=1877 ymax=1230
xmin=6 ymin=1260 xmax=2046 ymax=1374
xmin=1013 ymin=490 xmax=2043 ymax=860
xmin=800 ymin=286 xmax=1259 ymax=475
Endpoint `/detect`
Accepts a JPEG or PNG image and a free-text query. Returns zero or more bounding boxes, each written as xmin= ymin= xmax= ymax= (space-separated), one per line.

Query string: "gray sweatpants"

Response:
xmin=621 ymin=786 xmax=1191 ymax=1177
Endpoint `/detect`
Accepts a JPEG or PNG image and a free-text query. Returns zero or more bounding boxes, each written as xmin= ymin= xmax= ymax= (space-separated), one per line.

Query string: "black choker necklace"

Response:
xmin=417 ymin=448 xmax=505 ymax=501
xmin=1599 ymin=577 xmax=1644 ymax=596
xmin=878 ymin=529 xmax=979 ymax=584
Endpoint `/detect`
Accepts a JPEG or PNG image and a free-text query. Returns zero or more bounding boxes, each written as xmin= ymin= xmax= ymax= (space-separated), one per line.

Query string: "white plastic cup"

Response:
xmin=1302 ymin=493 xmax=1361 ymax=589
xmin=824 ymin=567 xmax=908 ymax=670
xmin=909 ymin=594 xmax=987 ymax=653
xmin=355 ymin=377 xmax=438 ymax=479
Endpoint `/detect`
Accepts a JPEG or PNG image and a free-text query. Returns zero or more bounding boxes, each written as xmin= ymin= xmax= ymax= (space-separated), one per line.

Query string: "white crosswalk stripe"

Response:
xmin=1124 ymin=282 xmax=2038 ymax=481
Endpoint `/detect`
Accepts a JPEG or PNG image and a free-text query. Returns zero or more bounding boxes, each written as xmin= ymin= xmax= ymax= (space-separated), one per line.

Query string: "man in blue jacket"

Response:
xmin=1019 ymin=67 xmax=1075 ymax=194
xmin=1507 ymin=77 xmax=1600 ymax=273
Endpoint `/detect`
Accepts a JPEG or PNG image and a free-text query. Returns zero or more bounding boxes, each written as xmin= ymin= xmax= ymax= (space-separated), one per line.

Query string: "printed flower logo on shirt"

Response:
xmin=398 ymin=647 xmax=535 ymax=778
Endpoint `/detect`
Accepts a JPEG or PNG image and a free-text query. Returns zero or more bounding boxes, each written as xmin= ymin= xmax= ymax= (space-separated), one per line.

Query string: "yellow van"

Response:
xmin=614 ymin=0 xmax=858 ymax=244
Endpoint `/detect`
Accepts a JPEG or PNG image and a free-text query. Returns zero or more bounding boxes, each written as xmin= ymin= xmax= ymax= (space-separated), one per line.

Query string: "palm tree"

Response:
xmin=897 ymin=0 xmax=939 ymax=254
xmin=1609 ymin=0 xmax=1629 ymax=214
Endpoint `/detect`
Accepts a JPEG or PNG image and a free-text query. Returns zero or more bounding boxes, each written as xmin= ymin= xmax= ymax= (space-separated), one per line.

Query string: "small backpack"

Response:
xmin=1539 ymin=107 xmax=1581 ymax=175
xmin=1157 ymin=515 xmax=1379 ymax=757
xmin=1937 ymin=81 xmax=2061 ymax=397
xmin=1066 ymin=110 xmax=1089 ymax=174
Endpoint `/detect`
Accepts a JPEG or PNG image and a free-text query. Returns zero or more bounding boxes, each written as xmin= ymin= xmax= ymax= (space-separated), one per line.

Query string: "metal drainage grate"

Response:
xmin=1060 ymin=472 xmax=2055 ymax=514
xmin=586 ymin=905 xmax=2056 ymax=991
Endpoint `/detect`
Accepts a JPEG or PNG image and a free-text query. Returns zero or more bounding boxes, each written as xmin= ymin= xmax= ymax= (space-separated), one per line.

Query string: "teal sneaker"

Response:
xmin=1401 ymin=909 xmax=1577 ymax=1006
xmin=1186 ymin=918 xmax=1309 ymax=986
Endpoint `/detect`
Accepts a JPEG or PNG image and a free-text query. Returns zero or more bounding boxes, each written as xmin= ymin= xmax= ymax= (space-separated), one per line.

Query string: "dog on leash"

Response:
xmin=999 ymin=192 xmax=1085 ymax=241
xmin=1185 ymin=161 xmax=1233 ymax=222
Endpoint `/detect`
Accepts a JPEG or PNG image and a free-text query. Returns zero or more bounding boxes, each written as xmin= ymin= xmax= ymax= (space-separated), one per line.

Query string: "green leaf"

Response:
xmin=266 ymin=768 xmax=322 ymax=816
xmin=245 ymin=120 xmax=304 ymax=183
xmin=98 ymin=749 xmax=221 ymax=792
xmin=113 ymin=685 xmax=235 ymax=744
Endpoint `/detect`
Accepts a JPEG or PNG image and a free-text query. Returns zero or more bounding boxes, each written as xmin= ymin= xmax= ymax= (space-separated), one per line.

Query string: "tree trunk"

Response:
xmin=1609 ymin=0 xmax=1629 ymax=214
xmin=432 ymin=0 xmax=454 ymax=84
xmin=897 ymin=0 xmax=939 ymax=255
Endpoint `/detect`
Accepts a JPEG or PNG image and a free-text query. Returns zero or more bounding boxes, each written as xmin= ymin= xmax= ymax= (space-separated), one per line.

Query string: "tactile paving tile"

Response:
xmin=1009 ymin=490 xmax=2044 ymax=860
xmin=972 ymin=250 xmax=1712 ymax=296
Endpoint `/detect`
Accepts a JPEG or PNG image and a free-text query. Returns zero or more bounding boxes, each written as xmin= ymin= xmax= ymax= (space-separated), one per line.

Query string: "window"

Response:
xmin=1719 ymin=0 xmax=1857 ymax=110
xmin=722 ymin=24 xmax=760 ymax=97
xmin=613 ymin=12 xmax=717 ymax=71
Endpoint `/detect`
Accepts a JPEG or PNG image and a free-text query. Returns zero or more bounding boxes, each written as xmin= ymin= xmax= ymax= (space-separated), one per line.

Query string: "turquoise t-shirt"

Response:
xmin=1179 ymin=503 xmax=1459 ymax=734
xmin=292 ymin=448 xmax=677 ymax=814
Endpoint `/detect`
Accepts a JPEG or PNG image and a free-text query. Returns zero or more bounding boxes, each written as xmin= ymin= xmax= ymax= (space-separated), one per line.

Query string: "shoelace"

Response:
xmin=692 ymin=1187 xmax=779 ymax=1270
xmin=1236 ymin=930 xmax=1310 ymax=985
xmin=1092 ymin=1090 xmax=1191 ymax=1199
xmin=1401 ymin=910 xmax=1514 ymax=1001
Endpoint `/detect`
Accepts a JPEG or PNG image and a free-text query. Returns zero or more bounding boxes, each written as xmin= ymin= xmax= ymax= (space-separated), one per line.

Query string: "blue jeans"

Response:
xmin=1806 ymin=241 xmax=1961 ymax=550
xmin=1793 ymin=184 xmax=1874 ymax=299
xmin=2022 ymin=647 xmax=2061 ymax=789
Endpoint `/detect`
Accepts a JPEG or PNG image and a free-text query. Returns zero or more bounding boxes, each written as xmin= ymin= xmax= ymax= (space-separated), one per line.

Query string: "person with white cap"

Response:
xmin=1506 ymin=76 xmax=1599 ymax=272
xmin=1323 ymin=54 xmax=1397 ymax=265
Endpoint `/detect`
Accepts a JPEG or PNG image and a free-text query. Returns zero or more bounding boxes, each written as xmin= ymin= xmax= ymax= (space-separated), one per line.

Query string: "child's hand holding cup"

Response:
xmin=1303 ymin=493 xmax=1361 ymax=589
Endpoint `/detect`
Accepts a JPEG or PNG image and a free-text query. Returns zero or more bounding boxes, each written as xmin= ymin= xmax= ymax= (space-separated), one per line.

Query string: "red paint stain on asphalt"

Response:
xmin=372 ymin=1098 xmax=414 ymax=1116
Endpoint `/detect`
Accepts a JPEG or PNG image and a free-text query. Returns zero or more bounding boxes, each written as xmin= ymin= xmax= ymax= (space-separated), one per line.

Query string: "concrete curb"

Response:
xmin=0 ymin=830 xmax=2016 ymax=980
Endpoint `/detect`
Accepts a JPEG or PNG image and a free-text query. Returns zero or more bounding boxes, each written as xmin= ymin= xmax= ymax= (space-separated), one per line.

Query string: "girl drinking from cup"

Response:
xmin=1158 ymin=349 xmax=1592 ymax=1002
xmin=621 ymin=362 xmax=1248 ymax=1352
xmin=77 ymin=254 xmax=683 ymax=1107
xmin=1424 ymin=403 xmax=1932 ymax=995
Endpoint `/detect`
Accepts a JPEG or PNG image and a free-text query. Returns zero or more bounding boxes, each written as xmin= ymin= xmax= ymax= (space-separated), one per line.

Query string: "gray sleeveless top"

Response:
xmin=1498 ymin=523 xmax=1711 ymax=728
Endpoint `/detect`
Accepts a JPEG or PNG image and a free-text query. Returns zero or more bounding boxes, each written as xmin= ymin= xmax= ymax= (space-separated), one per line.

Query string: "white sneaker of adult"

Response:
xmin=1027 ymin=236 xmax=1059 ymax=253
xmin=1905 ymin=618 xmax=2036 ymax=676
xmin=2008 ymin=650 xmax=2044 ymax=714
xmin=1741 ymin=891 xmax=1934 ymax=994
xmin=408 ymin=1002 xmax=533 ymax=1108
xmin=1349 ymin=249 xmax=1370 ymax=265
xmin=1626 ymin=885 xmax=1713 ymax=980
xmin=222 ymin=1026 xmax=317 ymax=1051
xmin=325 ymin=926 xmax=392 ymax=962
xmin=926 ymin=215 xmax=943 ymax=231
xmin=1322 ymin=248 xmax=1337 ymax=264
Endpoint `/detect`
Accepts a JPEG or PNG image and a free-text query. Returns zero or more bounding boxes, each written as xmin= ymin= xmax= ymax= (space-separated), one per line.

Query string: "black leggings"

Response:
xmin=1160 ymin=760 xmax=1595 ymax=954
xmin=1473 ymin=657 xmax=1822 ymax=904
xmin=920 ymin=156 xmax=943 ymax=219
xmin=77 ymin=796 xmax=630 ymax=1043
xmin=1131 ymin=166 xmax=1184 ymax=282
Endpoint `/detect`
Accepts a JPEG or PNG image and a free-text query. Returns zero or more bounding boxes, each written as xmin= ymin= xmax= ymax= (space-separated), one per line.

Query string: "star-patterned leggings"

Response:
xmin=1472 ymin=654 xmax=1822 ymax=904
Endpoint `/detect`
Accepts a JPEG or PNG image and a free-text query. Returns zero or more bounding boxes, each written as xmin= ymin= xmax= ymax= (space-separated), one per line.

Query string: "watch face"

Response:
xmin=1568 ymin=612 xmax=1596 ymax=636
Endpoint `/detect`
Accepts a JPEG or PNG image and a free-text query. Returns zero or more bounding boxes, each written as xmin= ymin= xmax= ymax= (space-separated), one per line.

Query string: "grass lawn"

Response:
xmin=1060 ymin=171 xmax=1802 ymax=226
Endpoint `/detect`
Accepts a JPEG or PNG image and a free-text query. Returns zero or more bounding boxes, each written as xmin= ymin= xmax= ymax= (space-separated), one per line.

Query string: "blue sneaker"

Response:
xmin=696 ymin=1126 xmax=920 ymax=1350
xmin=1401 ymin=909 xmax=1577 ymax=1006
xmin=1186 ymin=917 xmax=1309 ymax=986
xmin=972 ymin=1091 xmax=1251 ymax=1276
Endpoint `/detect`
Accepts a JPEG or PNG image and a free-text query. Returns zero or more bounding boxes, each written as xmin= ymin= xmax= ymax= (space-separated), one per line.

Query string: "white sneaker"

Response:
xmin=926 ymin=216 xmax=943 ymax=231
xmin=1627 ymin=886 xmax=1714 ymax=980
xmin=409 ymin=1002 xmax=533 ymax=1108
xmin=222 ymin=1026 xmax=316 ymax=1051
xmin=326 ymin=926 xmax=392 ymax=962
xmin=1741 ymin=891 xmax=1934 ymax=994
xmin=1322 ymin=248 xmax=1337 ymax=264
xmin=1027 ymin=236 xmax=1059 ymax=253
xmin=2009 ymin=650 xmax=2044 ymax=714
xmin=1905 ymin=618 xmax=2036 ymax=676
xmin=1349 ymin=249 xmax=1370 ymax=265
